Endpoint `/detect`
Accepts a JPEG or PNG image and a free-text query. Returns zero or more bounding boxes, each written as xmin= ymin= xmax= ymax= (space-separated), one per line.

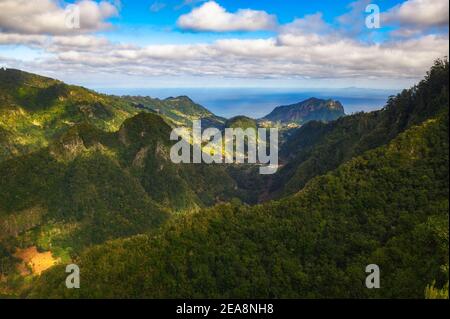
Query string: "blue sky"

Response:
xmin=0 ymin=0 xmax=448 ymax=89
xmin=97 ymin=0 xmax=401 ymax=44
xmin=113 ymin=0 xmax=400 ymax=25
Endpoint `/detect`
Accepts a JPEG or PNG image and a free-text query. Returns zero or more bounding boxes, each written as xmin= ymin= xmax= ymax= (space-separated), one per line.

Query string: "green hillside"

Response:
xmin=269 ymin=59 xmax=449 ymax=198
xmin=0 ymin=108 xmax=241 ymax=294
xmin=121 ymin=95 xmax=225 ymax=128
xmin=0 ymin=111 xmax=241 ymax=249
xmin=29 ymin=96 xmax=449 ymax=299
xmin=25 ymin=60 xmax=449 ymax=299
xmin=0 ymin=60 xmax=448 ymax=299
xmin=0 ymin=69 xmax=250 ymax=295
xmin=0 ymin=69 xmax=225 ymax=163
xmin=0 ymin=68 xmax=139 ymax=162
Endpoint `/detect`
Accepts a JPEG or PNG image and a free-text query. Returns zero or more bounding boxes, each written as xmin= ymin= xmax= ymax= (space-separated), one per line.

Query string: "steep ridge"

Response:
xmin=269 ymin=59 xmax=449 ymax=198
xmin=0 ymin=112 xmax=241 ymax=248
xmin=0 ymin=69 xmax=225 ymax=163
xmin=0 ymin=68 xmax=140 ymax=162
xmin=0 ymin=110 xmax=248 ymax=295
xmin=120 ymin=95 xmax=225 ymax=128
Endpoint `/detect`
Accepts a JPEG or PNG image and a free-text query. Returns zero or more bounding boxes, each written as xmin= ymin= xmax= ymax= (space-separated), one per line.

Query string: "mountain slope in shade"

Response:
xmin=0 ymin=112 xmax=246 ymax=290
xmin=0 ymin=112 xmax=241 ymax=249
xmin=269 ymin=59 xmax=449 ymax=199
xmin=262 ymin=97 xmax=345 ymax=124
xmin=29 ymin=91 xmax=449 ymax=299
xmin=1 ymin=60 xmax=448 ymax=299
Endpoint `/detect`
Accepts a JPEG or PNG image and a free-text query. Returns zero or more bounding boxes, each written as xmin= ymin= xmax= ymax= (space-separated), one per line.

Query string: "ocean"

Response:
xmin=98 ymin=87 xmax=400 ymax=119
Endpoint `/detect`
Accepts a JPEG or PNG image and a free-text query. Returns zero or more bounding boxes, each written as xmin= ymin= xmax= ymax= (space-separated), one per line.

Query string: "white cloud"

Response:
xmin=6 ymin=30 xmax=445 ymax=82
xmin=50 ymin=35 xmax=112 ymax=52
xmin=0 ymin=33 xmax=47 ymax=46
xmin=281 ymin=13 xmax=331 ymax=35
xmin=384 ymin=0 xmax=449 ymax=28
xmin=389 ymin=28 xmax=423 ymax=38
xmin=177 ymin=1 xmax=277 ymax=32
xmin=0 ymin=0 xmax=119 ymax=35
xmin=0 ymin=0 xmax=448 ymax=87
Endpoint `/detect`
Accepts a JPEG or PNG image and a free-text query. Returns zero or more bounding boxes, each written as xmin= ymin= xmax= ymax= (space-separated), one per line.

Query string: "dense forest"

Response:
xmin=0 ymin=60 xmax=448 ymax=298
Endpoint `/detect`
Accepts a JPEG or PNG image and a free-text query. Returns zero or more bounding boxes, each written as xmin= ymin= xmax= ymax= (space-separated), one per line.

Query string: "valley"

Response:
xmin=0 ymin=59 xmax=448 ymax=299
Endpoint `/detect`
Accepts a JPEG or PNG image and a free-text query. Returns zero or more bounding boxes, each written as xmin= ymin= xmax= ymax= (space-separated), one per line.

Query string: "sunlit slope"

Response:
xmin=0 ymin=69 xmax=225 ymax=163
xmin=0 ymin=68 xmax=140 ymax=162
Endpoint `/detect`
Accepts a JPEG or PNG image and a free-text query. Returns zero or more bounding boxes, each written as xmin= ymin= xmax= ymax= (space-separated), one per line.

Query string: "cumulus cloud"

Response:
xmin=177 ymin=1 xmax=277 ymax=32
xmin=384 ymin=0 xmax=449 ymax=28
xmin=0 ymin=0 xmax=119 ymax=35
xmin=6 ymin=29 xmax=445 ymax=81
xmin=281 ymin=13 xmax=331 ymax=35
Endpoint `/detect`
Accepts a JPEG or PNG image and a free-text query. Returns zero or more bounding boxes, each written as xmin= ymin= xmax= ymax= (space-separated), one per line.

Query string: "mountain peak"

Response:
xmin=164 ymin=95 xmax=193 ymax=103
xmin=262 ymin=97 xmax=345 ymax=125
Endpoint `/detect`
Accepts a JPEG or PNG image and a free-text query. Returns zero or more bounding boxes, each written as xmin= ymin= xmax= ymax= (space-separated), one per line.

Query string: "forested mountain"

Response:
xmin=0 ymin=68 xmax=224 ymax=163
xmin=0 ymin=68 xmax=139 ymax=162
xmin=269 ymin=60 xmax=449 ymax=198
xmin=29 ymin=68 xmax=449 ymax=298
xmin=121 ymin=95 xmax=225 ymax=129
xmin=262 ymin=97 xmax=345 ymax=125
xmin=0 ymin=71 xmax=246 ymax=295
xmin=0 ymin=60 xmax=448 ymax=299
xmin=0 ymin=111 xmax=243 ymax=252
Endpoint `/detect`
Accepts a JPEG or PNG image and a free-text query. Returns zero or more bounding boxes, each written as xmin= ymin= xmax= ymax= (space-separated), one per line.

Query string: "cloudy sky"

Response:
xmin=0 ymin=0 xmax=448 ymax=89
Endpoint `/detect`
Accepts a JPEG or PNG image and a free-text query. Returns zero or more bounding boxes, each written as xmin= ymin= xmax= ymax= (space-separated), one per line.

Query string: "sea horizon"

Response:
xmin=96 ymin=87 xmax=399 ymax=119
